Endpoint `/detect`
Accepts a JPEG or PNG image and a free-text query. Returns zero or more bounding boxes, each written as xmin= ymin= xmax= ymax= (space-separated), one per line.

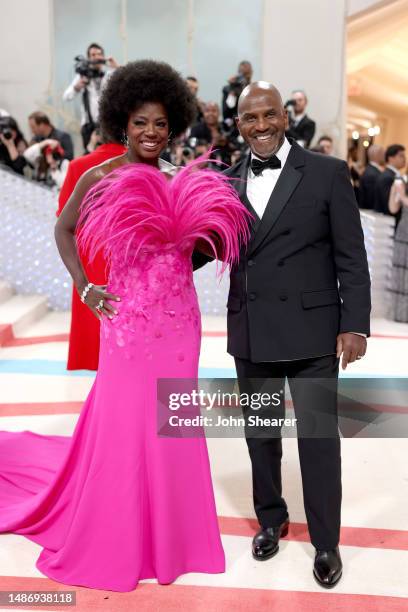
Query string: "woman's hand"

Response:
xmin=0 ymin=133 xmax=18 ymax=158
xmin=79 ymin=284 xmax=121 ymax=321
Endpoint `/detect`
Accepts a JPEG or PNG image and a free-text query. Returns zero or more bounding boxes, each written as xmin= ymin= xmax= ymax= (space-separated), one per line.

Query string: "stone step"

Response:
xmin=0 ymin=294 xmax=48 ymax=342
xmin=0 ymin=281 xmax=13 ymax=304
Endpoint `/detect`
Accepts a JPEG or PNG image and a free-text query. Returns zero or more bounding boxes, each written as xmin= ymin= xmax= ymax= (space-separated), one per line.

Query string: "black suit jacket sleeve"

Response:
xmin=375 ymin=172 xmax=394 ymax=215
xmin=300 ymin=118 xmax=315 ymax=148
xmin=329 ymin=161 xmax=371 ymax=335
xmin=285 ymin=117 xmax=316 ymax=148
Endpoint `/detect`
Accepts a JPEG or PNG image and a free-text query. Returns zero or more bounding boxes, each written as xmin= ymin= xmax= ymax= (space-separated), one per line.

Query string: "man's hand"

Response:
xmin=74 ymin=76 xmax=89 ymax=92
xmin=106 ymin=56 xmax=118 ymax=68
xmin=336 ymin=332 xmax=367 ymax=370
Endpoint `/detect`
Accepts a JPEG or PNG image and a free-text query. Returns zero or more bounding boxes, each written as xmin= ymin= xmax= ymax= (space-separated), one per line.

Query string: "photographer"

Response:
xmin=28 ymin=111 xmax=73 ymax=161
xmin=23 ymin=138 xmax=69 ymax=188
xmin=186 ymin=76 xmax=204 ymax=122
xmin=285 ymin=90 xmax=316 ymax=148
xmin=63 ymin=43 xmax=118 ymax=150
xmin=0 ymin=115 xmax=28 ymax=175
xmin=190 ymin=101 xmax=235 ymax=165
xmin=222 ymin=60 xmax=253 ymax=128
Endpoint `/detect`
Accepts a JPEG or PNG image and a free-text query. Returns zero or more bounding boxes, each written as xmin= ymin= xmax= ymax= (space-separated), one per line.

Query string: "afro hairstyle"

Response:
xmin=99 ymin=59 xmax=197 ymax=143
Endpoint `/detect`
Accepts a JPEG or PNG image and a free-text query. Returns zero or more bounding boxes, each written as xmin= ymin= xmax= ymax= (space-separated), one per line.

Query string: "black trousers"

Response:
xmin=235 ymin=354 xmax=341 ymax=550
xmin=80 ymin=122 xmax=95 ymax=151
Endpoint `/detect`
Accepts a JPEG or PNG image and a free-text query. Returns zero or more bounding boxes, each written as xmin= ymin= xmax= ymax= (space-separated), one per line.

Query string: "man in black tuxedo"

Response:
xmin=359 ymin=144 xmax=384 ymax=209
xmin=223 ymin=82 xmax=370 ymax=588
xmin=285 ymin=90 xmax=316 ymax=148
xmin=374 ymin=144 xmax=406 ymax=224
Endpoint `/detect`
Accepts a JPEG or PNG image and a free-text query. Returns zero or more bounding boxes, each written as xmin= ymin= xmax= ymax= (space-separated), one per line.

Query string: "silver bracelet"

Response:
xmin=80 ymin=282 xmax=94 ymax=303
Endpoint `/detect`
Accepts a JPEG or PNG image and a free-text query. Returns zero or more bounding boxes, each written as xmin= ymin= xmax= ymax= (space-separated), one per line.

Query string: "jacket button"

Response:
xmin=248 ymin=293 xmax=257 ymax=301
xmin=279 ymin=294 xmax=288 ymax=301
xmin=247 ymin=259 xmax=255 ymax=267
xmin=278 ymin=259 xmax=285 ymax=267
xmin=282 ymin=229 xmax=291 ymax=235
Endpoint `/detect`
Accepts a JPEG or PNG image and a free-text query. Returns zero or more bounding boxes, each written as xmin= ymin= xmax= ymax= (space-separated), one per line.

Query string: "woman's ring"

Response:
xmin=96 ymin=299 xmax=104 ymax=311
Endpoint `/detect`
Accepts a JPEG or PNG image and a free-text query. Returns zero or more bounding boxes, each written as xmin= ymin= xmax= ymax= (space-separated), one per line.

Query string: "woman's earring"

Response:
xmin=123 ymin=131 xmax=129 ymax=147
xmin=168 ymin=131 xmax=173 ymax=144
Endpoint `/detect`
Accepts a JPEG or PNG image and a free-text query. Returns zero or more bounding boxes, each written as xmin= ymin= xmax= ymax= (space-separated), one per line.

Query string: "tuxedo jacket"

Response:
xmin=221 ymin=141 xmax=371 ymax=363
xmin=285 ymin=115 xmax=316 ymax=148
xmin=359 ymin=163 xmax=381 ymax=210
xmin=374 ymin=167 xmax=397 ymax=215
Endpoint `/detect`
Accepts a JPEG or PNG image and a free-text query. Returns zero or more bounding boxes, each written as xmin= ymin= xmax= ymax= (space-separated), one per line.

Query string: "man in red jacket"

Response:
xmin=57 ymin=140 xmax=126 ymax=370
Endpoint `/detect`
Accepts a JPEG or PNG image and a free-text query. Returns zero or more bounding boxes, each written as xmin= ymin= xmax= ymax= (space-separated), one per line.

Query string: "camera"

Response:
xmin=74 ymin=55 xmax=106 ymax=80
xmin=0 ymin=117 xmax=13 ymax=140
xmin=182 ymin=147 xmax=194 ymax=158
xmin=230 ymin=74 xmax=247 ymax=93
xmin=51 ymin=150 xmax=63 ymax=161
xmin=284 ymin=99 xmax=297 ymax=123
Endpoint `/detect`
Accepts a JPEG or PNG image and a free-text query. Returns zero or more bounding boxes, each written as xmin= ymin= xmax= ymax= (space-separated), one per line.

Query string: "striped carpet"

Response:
xmin=0 ymin=314 xmax=407 ymax=611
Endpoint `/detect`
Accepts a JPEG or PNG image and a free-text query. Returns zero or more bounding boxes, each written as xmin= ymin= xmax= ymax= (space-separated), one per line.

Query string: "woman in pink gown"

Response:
xmin=0 ymin=61 xmax=250 ymax=591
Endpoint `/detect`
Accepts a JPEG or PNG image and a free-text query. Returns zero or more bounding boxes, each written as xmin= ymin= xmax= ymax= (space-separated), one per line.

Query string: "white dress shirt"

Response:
xmin=246 ymin=137 xmax=291 ymax=219
xmin=63 ymin=68 xmax=115 ymax=126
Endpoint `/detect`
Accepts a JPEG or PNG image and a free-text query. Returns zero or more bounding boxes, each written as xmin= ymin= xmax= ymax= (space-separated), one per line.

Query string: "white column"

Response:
xmin=261 ymin=0 xmax=348 ymax=156
xmin=0 ymin=0 xmax=54 ymax=132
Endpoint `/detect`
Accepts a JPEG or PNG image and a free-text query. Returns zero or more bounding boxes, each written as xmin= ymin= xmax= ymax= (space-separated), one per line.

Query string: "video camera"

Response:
xmin=229 ymin=74 xmax=248 ymax=94
xmin=284 ymin=99 xmax=297 ymax=123
xmin=74 ymin=55 xmax=106 ymax=80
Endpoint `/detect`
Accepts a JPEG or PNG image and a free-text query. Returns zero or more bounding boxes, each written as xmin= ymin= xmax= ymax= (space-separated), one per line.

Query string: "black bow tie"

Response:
xmin=251 ymin=155 xmax=281 ymax=176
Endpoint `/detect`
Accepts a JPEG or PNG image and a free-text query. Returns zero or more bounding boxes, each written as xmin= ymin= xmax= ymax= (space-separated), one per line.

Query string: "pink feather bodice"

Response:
xmin=76 ymin=159 xmax=251 ymax=359
xmin=77 ymin=158 xmax=251 ymax=270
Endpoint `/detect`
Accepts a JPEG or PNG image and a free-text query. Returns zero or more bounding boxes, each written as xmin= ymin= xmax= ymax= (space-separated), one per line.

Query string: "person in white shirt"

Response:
xmin=63 ymin=43 xmax=118 ymax=151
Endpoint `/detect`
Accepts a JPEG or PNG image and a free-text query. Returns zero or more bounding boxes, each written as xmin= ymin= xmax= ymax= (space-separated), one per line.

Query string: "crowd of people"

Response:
xmin=356 ymin=142 xmax=408 ymax=323
xmin=0 ymin=43 xmax=407 ymax=322
xmin=0 ymin=109 xmax=74 ymax=188
xmin=0 ymin=43 xmax=322 ymax=188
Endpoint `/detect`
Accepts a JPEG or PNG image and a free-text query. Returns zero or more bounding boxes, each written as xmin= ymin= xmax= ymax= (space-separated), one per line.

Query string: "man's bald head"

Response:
xmin=367 ymin=144 xmax=385 ymax=165
xmin=236 ymin=81 xmax=287 ymax=159
xmin=237 ymin=81 xmax=284 ymax=116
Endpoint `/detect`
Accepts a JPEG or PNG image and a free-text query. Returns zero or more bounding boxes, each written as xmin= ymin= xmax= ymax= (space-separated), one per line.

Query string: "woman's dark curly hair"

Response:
xmin=99 ymin=60 xmax=196 ymax=143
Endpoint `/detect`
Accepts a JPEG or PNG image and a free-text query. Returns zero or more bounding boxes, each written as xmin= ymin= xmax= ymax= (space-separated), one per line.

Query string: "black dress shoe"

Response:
xmin=252 ymin=518 xmax=289 ymax=561
xmin=313 ymin=546 xmax=343 ymax=588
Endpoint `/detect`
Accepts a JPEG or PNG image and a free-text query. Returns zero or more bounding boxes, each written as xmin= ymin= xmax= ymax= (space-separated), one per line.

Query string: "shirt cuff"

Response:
xmin=348 ymin=332 xmax=367 ymax=338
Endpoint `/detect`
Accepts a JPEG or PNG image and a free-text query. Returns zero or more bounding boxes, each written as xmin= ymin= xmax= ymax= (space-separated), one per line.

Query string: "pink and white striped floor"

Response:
xmin=0 ymin=301 xmax=407 ymax=611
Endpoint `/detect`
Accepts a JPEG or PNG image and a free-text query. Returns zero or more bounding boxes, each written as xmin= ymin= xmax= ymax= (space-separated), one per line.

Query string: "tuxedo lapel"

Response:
xmin=248 ymin=142 xmax=305 ymax=256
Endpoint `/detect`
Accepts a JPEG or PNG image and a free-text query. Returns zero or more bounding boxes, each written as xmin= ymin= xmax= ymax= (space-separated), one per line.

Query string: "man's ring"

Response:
xmin=357 ymin=355 xmax=362 ymax=360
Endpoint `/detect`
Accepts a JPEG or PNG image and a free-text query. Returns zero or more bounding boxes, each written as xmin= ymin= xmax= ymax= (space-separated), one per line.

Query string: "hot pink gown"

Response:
xmin=0 ymin=160 xmax=251 ymax=592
